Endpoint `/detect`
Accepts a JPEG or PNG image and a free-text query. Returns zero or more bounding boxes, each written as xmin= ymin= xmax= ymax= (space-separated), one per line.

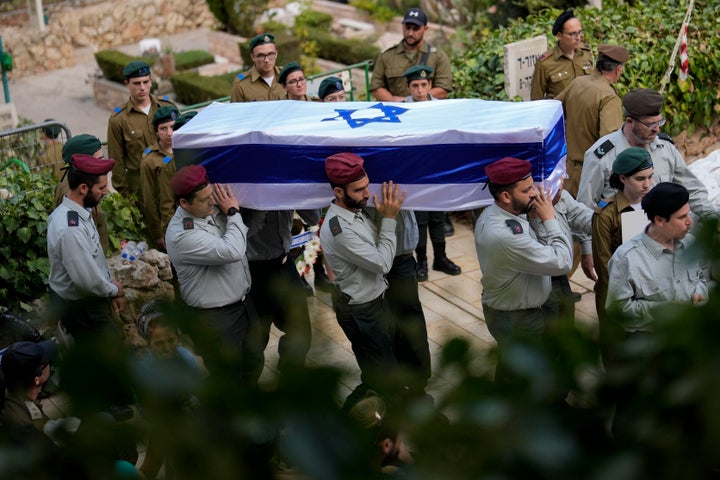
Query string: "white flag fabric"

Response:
xmin=173 ymin=99 xmax=567 ymax=210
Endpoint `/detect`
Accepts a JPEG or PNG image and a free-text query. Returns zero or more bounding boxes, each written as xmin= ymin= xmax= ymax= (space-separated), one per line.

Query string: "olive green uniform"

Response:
xmin=370 ymin=40 xmax=452 ymax=98
xmin=556 ymin=71 xmax=622 ymax=197
xmin=140 ymin=144 xmax=176 ymax=247
xmin=38 ymin=140 xmax=63 ymax=178
xmin=230 ymin=66 xmax=286 ymax=102
xmin=54 ymin=179 xmax=110 ymax=254
xmin=530 ymin=44 xmax=594 ymax=100
xmin=107 ymin=95 xmax=174 ymax=203
xmin=592 ymin=192 xmax=635 ymax=320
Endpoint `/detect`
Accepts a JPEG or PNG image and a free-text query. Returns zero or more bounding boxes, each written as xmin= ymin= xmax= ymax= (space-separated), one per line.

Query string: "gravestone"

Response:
xmin=503 ymin=35 xmax=547 ymax=101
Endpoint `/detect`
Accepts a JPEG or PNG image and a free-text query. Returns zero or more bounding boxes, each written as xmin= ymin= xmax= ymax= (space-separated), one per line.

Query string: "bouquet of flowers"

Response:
xmin=294 ymin=225 xmax=321 ymax=278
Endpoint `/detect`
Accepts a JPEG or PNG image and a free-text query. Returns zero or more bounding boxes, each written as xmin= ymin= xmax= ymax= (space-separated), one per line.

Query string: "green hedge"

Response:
xmin=95 ymin=49 xmax=216 ymax=84
xmin=311 ymin=29 xmax=380 ymax=66
xmin=451 ymin=1 xmax=720 ymax=135
xmin=168 ymin=71 xmax=233 ymax=105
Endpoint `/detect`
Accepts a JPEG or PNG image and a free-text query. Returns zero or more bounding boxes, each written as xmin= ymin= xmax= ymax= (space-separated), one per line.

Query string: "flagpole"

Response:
xmin=659 ymin=0 xmax=695 ymax=94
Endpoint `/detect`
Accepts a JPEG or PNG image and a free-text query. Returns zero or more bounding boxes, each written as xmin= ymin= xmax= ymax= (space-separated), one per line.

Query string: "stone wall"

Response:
xmin=2 ymin=0 xmax=217 ymax=79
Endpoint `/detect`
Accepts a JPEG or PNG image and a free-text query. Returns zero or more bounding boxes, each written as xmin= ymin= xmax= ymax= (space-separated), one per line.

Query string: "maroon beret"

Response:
xmin=170 ymin=165 xmax=209 ymax=196
xmin=71 ymin=153 xmax=115 ymax=175
xmin=485 ymin=157 xmax=533 ymax=185
xmin=325 ymin=152 xmax=367 ymax=185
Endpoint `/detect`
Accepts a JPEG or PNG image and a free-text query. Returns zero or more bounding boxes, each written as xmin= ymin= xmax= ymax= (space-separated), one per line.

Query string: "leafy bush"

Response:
xmin=0 ymin=167 xmax=54 ymax=311
xmin=168 ymin=71 xmax=233 ymax=105
xmin=96 ymin=49 xmax=217 ymax=84
xmin=451 ymin=1 xmax=720 ymax=135
xmin=100 ymin=192 xmax=150 ymax=254
xmin=206 ymin=0 xmax=269 ymax=37
xmin=294 ymin=9 xmax=333 ymax=31
xmin=307 ymin=30 xmax=380 ymax=67
xmin=173 ymin=50 xmax=216 ymax=71
xmin=95 ymin=50 xmax=147 ymax=84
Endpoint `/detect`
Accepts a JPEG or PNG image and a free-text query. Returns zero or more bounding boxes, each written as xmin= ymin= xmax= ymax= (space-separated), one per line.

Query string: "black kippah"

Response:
xmin=552 ymin=9 xmax=575 ymax=35
xmin=641 ymin=182 xmax=689 ymax=220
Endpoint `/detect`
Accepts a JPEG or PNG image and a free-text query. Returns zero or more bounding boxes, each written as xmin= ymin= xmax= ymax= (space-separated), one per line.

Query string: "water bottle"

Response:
xmin=121 ymin=240 xmax=136 ymax=260
xmin=129 ymin=241 xmax=148 ymax=262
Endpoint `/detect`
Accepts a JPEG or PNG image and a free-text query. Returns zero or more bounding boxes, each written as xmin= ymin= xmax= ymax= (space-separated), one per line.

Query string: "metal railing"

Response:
xmin=0 ymin=120 xmax=71 ymax=193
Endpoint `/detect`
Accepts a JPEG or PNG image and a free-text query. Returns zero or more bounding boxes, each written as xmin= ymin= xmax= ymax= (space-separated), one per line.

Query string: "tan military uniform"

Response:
xmin=556 ymin=71 xmax=622 ymax=196
xmin=230 ymin=66 xmax=285 ymax=102
xmin=106 ymin=95 xmax=175 ymax=202
xmin=592 ymin=193 xmax=635 ymax=319
xmin=38 ymin=140 xmax=63 ymax=178
xmin=530 ymin=44 xmax=594 ymax=100
xmin=53 ymin=179 xmax=110 ymax=254
xmin=140 ymin=144 xmax=176 ymax=248
xmin=370 ymin=40 xmax=452 ymax=98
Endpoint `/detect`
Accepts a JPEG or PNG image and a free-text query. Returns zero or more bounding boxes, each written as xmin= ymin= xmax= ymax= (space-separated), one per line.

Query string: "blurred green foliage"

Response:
xmin=205 ymin=0 xmax=270 ymax=37
xmin=100 ymin=192 xmax=150 ymax=254
xmin=451 ymin=0 xmax=720 ymax=135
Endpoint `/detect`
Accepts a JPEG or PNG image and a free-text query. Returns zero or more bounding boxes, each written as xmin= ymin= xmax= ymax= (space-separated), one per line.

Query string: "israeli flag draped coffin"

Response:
xmin=173 ymin=99 xmax=567 ymax=210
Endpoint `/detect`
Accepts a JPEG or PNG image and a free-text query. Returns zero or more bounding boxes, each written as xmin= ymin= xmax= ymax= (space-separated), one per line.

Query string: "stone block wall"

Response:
xmin=2 ymin=0 xmax=217 ymax=79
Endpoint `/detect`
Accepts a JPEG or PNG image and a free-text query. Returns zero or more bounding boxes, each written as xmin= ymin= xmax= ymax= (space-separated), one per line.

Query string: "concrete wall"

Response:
xmin=2 ymin=0 xmax=217 ymax=78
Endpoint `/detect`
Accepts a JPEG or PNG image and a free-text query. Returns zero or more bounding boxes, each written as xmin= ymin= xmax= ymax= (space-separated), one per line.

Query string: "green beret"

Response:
xmin=612 ymin=147 xmax=653 ymax=176
xmin=42 ymin=119 xmax=61 ymax=139
xmin=174 ymin=111 xmax=198 ymax=131
xmin=249 ymin=33 xmax=275 ymax=52
xmin=152 ymin=106 xmax=179 ymax=128
xmin=123 ymin=60 xmax=151 ymax=79
xmin=62 ymin=134 xmax=102 ymax=164
xmin=319 ymin=76 xmax=344 ymax=100
xmin=623 ymin=88 xmax=665 ymax=118
xmin=642 ymin=182 xmax=689 ymax=220
xmin=403 ymin=65 xmax=434 ymax=83
xmin=278 ymin=61 xmax=302 ymax=85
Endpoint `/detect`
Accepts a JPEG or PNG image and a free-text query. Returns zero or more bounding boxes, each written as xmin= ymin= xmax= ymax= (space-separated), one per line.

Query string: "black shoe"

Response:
xmin=433 ymin=255 xmax=461 ymax=275
xmin=444 ymin=214 xmax=455 ymax=237
xmin=416 ymin=259 xmax=428 ymax=282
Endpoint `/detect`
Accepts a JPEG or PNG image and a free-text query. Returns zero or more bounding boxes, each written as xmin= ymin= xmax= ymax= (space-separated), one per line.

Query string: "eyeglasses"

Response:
xmin=286 ymin=77 xmax=306 ymax=86
xmin=254 ymin=52 xmax=277 ymax=61
xmin=632 ymin=117 xmax=666 ymax=129
xmin=563 ymin=30 xmax=583 ymax=38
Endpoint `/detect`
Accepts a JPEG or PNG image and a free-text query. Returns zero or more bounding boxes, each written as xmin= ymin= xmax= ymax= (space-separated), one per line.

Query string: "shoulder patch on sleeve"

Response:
xmin=505 ymin=219 xmax=523 ymax=234
xmin=67 ymin=211 xmax=79 ymax=227
xmin=594 ymin=199 xmax=611 ymax=214
xmin=183 ymin=217 xmax=194 ymax=230
xmin=658 ymin=132 xmax=675 ymax=145
xmin=593 ymin=139 xmax=615 ymax=158
xmin=329 ymin=216 xmax=342 ymax=237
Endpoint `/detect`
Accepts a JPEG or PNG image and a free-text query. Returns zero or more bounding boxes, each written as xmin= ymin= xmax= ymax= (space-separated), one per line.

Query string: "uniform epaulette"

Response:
xmin=113 ymin=106 xmax=122 ymax=115
xmin=539 ymin=50 xmax=552 ymax=62
xmin=67 ymin=211 xmax=79 ymax=227
xmin=161 ymin=96 xmax=172 ymax=103
xmin=658 ymin=132 xmax=675 ymax=145
xmin=236 ymin=72 xmax=247 ymax=81
xmin=429 ymin=46 xmax=437 ymax=53
xmin=593 ymin=139 xmax=615 ymax=158
xmin=143 ymin=147 xmax=152 ymax=155
xmin=594 ymin=198 xmax=612 ymax=214
xmin=581 ymin=42 xmax=592 ymax=50
xmin=505 ymin=219 xmax=523 ymax=234
xmin=163 ymin=156 xmax=172 ymax=164
xmin=329 ymin=216 xmax=342 ymax=236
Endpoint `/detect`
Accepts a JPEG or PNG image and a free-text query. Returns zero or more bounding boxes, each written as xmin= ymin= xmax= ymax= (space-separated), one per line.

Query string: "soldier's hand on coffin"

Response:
xmin=374 ymin=180 xmax=407 ymax=219
xmin=211 ymin=183 xmax=240 ymax=215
